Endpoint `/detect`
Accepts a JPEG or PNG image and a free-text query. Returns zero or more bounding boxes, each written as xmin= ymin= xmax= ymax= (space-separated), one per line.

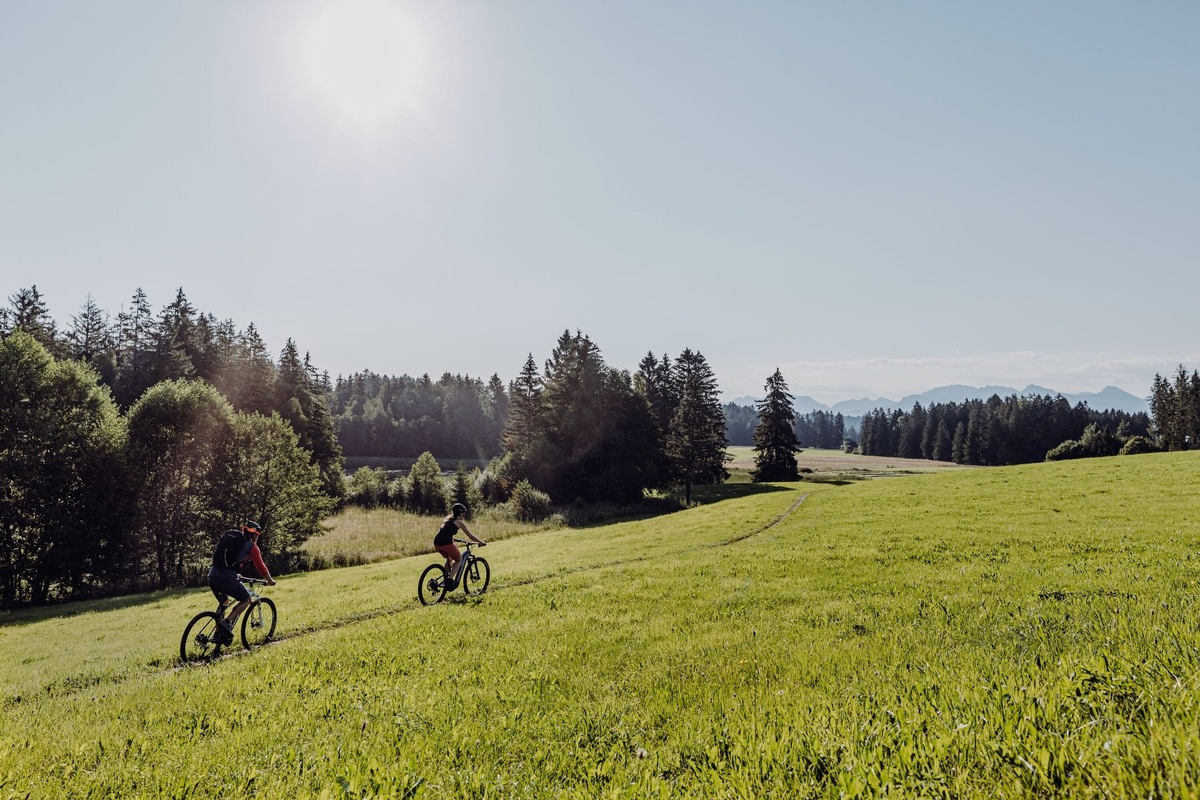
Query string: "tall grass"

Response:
xmin=298 ymin=506 xmax=562 ymax=568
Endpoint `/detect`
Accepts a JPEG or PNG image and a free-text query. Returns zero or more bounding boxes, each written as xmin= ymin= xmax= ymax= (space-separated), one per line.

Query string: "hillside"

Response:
xmin=3 ymin=452 xmax=1200 ymax=797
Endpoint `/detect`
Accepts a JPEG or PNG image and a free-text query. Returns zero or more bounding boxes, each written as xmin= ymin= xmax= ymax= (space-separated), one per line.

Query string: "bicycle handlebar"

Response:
xmin=453 ymin=539 xmax=486 ymax=546
xmin=238 ymin=576 xmax=272 ymax=585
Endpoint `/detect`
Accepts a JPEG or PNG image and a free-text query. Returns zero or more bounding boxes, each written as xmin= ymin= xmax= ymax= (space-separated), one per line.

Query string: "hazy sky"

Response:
xmin=3 ymin=1 xmax=1197 ymax=405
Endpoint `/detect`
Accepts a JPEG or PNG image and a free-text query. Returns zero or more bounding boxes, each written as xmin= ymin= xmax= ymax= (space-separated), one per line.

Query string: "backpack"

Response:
xmin=212 ymin=529 xmax=248 ymax=569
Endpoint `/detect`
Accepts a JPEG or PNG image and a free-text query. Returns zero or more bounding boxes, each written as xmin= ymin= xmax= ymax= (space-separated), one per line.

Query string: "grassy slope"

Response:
xmin=3 ymin=453 xmax=1200 ymax=798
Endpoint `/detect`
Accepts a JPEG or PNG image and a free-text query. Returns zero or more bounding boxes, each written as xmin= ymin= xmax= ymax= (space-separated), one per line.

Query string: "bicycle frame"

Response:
xmin=215 ymin=576 xmax=268 ymax=613
xmin=181 ymin=576 xmax=276 ymax=661
xmin=449 ymin=540 xmax=480 ymax=582
xmin=419 ymin=538 xmax=490 ymax=605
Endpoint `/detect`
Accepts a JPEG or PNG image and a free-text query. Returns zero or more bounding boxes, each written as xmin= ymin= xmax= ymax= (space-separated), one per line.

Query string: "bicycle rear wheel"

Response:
xmin=180 ymin=611 xmax=225 ymax=662
xmin=241 ymin=597 xmax=277 ymax=649
xmin=463 ymin=557 xmax=490 ymax=597
xmin=418 ymin=564 xmax=448 ymax=605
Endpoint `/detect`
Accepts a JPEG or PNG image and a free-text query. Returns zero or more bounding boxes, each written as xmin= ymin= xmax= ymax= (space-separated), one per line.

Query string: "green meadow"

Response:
xmin=3 ymin=452 xmax=1200 ymax=798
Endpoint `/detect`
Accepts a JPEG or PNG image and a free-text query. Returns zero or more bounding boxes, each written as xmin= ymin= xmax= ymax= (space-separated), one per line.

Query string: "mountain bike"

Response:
xmin=418 ymin=539 xmax=490 ymax=605
xmin=179 ymin=576 xmax=277 ymax=662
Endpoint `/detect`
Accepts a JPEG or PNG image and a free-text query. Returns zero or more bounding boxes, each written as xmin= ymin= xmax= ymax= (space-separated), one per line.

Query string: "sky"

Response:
xmin=3 ymin=1 xmax=1198 ymax=406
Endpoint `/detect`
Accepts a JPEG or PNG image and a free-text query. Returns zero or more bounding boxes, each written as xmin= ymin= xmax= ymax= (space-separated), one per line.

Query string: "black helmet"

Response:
xmin=451 ymin=503 xmax=466 ymax=517
xmin=242 ymin=520 xmax=264 ymax=537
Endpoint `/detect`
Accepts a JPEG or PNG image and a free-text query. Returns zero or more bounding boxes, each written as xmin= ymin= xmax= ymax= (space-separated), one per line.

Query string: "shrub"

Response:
xmin=1045 ymin=440 xmax=1086 ymax=461
xmin=347 ymin=467 xmax=388 ymax=508
xmin=508 ymin=479 xmax=552 ymax=522
xmin=1079 ymin=423 xmax=1122 ymax=457
xmin=1120 ymin=435 xmax=1155 ymax=456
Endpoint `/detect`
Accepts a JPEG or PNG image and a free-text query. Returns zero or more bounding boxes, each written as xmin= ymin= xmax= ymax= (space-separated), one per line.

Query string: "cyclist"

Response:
xmin=434 ymin=503 xmax=486 ymax=587
xmin=208 ymin=520 xmax=276 ymax=644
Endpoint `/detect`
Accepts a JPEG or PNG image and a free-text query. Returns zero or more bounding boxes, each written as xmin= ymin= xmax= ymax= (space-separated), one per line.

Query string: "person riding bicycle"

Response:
xmin=208 ymin=520 xmax=276 ymax=644
xmin=434 ymin=503 xmax=485 ymax=587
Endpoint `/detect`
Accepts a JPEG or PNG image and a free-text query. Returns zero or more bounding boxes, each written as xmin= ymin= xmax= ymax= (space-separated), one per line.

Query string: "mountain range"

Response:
xmin=730 ymin=384 xmax=1150 ymax=417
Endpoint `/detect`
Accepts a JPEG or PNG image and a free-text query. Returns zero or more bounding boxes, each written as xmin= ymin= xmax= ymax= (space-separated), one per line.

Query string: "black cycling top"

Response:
xmin=434 ymin=516 xmax=459 ymax=546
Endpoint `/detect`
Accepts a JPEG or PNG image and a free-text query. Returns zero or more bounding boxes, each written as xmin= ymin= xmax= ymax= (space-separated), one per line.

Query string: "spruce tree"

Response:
xmin=5 ymin=286 xmax=61 ymax=356
xmin=666 ymin=348 xmax=728 ymax=504
xmin=503 ymin=354 xmax=543 ymax=457
xmin=751 ymin=368 xmax=801 ymax=482
xmin=114 ymin=288 xmax=156 ymax=408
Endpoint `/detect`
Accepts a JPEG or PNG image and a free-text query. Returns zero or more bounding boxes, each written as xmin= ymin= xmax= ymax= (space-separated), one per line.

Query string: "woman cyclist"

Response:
xmin=434 ymin=503 xmax=485 ymax=587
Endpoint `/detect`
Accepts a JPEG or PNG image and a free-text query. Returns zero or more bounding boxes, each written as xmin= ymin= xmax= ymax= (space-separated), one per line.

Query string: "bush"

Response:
xmin=1120 ymin=435 xmax=1156 ymax=456
xmin=1045 ymin=440 xmax=1086 ymax=461
xmin=1047 ymin=424 xmax=1123 ymax=462
xmin=508 ymin=479 xmax=552 ymax=522
xmin=347 ymin=467 xmax=388 ymax=508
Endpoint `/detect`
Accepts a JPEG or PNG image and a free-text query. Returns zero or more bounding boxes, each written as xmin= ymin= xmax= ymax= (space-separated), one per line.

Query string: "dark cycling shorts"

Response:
xmin=208 ymin=567 xmax=251 ymax=603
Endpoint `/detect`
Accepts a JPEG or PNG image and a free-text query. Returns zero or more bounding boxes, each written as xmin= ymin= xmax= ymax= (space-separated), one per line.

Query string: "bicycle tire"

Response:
xmin=463 ymin=557 xmax=490 ymax=597
xmin=418 ymin=563 xmax=449 ymax=605
xmin=241 ymin=597 xmax=277 ymax=649
xmin=180 ymin=611 xmax=225 ymax=662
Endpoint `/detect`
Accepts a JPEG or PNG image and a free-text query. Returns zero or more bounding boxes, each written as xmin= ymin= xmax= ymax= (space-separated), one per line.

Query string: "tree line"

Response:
xmin=339 ymin=333 xmax=732 ymax=514
xmin=726 ymin=387 xmax=1159 ymax=466
xmin=0 ymin=330 xmax=333 ymax=606
xmin=1 ymin=286 xmax=342 ymax=606
xmin=1149 ymin=366 xmax=1200 ymax=452
xmin=4 ymin=285 xmax=344 ymax=494
xmin=330 ymin=371 xmax=507 ymax=461
xmin=857 ymin=395 xmax=1151 ymax=464
xmin=726 ymin=404 xmax=850 ymax=451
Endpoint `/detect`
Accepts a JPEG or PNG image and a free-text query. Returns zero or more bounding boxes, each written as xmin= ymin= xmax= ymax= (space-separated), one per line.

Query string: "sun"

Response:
xmin=296 ymin=0 xmax=429 ymax=132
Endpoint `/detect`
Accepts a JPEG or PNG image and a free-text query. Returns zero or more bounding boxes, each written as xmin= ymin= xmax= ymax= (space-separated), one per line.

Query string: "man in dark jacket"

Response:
xmin=207 ymin=520 xmax=276 ymax=644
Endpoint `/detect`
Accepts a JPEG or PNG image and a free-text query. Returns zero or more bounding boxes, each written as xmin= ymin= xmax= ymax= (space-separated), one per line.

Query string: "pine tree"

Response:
xmin=634 ymin=352 xmax=677 ymax=487
xmin=667 ymin=348 xmax=728 ymax=504
xmin=114 ymin=288 xmax=156 ymax=408
xmin=151 ymin=287 xmax=199 ymax=384
xmin=5 ymin=286 xmax=60 ymax=355
xmin=503 ymin=354 xmax=543 ymax=456
xmin=751 ymin=368 xmax=801 ymax=482
xmin=66 ymin=293 xmax=116 ymax=383
xmin=485 ymin=373 xmax=508 ymax=453
xmin=229 ymin=323 xmax=277 ymax=415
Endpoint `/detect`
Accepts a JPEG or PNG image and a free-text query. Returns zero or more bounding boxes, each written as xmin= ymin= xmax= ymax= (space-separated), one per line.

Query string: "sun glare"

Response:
xmin=297 ymin=0 xmax=428 ymax=132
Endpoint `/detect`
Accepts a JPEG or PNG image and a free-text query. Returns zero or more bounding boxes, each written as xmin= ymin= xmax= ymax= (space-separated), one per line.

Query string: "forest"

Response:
xmin=1 ymin=288 xmax=729 ymax=606
xmin=4 ymin=283 xmax=1199 ymax=607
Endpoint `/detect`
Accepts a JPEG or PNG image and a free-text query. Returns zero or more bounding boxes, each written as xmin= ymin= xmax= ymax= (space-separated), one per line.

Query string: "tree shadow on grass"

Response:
xmin=688 ymin=481 xmax=797 ymax=504
xmin=0 ymin=586 xmax=193 ymax=628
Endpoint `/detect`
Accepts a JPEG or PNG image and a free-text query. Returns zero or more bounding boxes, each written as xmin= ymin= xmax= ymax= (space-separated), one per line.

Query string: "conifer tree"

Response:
xmin=751 ymin=368 xmax=801 ymax=482
xmin=5 ymin=286 xmax=61 ymax=356
xmin=114 ymin=288 xmax=156 ymax=408
xmin=66 ymin=293 xmax=116 ymax=384
xmin=635 ymin=352 xmax=678 ymax=487
xmin=503 ymin=354 xmax=543 ymax=457
xmin=667 ymin=348 xmax=728 ymax=503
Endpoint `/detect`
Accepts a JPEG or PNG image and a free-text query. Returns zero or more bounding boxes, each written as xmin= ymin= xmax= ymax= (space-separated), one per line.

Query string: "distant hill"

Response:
xmin=731 ymin=384 xmax=1149 ymax=416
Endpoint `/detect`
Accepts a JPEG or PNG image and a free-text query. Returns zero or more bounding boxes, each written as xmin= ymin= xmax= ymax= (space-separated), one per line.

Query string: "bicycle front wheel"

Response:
xmin=180 ymin=611 xmax=224 ymax=663
xmin=241 ymin=597 xmax=277 ymax=649
xmin=463 ymin=557 xmax=490 ymax=597
xmin=418 ymin=564 xmax=448 ymax=605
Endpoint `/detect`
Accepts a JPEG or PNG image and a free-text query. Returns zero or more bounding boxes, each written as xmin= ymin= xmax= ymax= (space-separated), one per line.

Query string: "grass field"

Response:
xmin=726 ymin=445 xmax=971 ymax=478
xmin=3 ymin=452 xmax=1200 ymax=797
